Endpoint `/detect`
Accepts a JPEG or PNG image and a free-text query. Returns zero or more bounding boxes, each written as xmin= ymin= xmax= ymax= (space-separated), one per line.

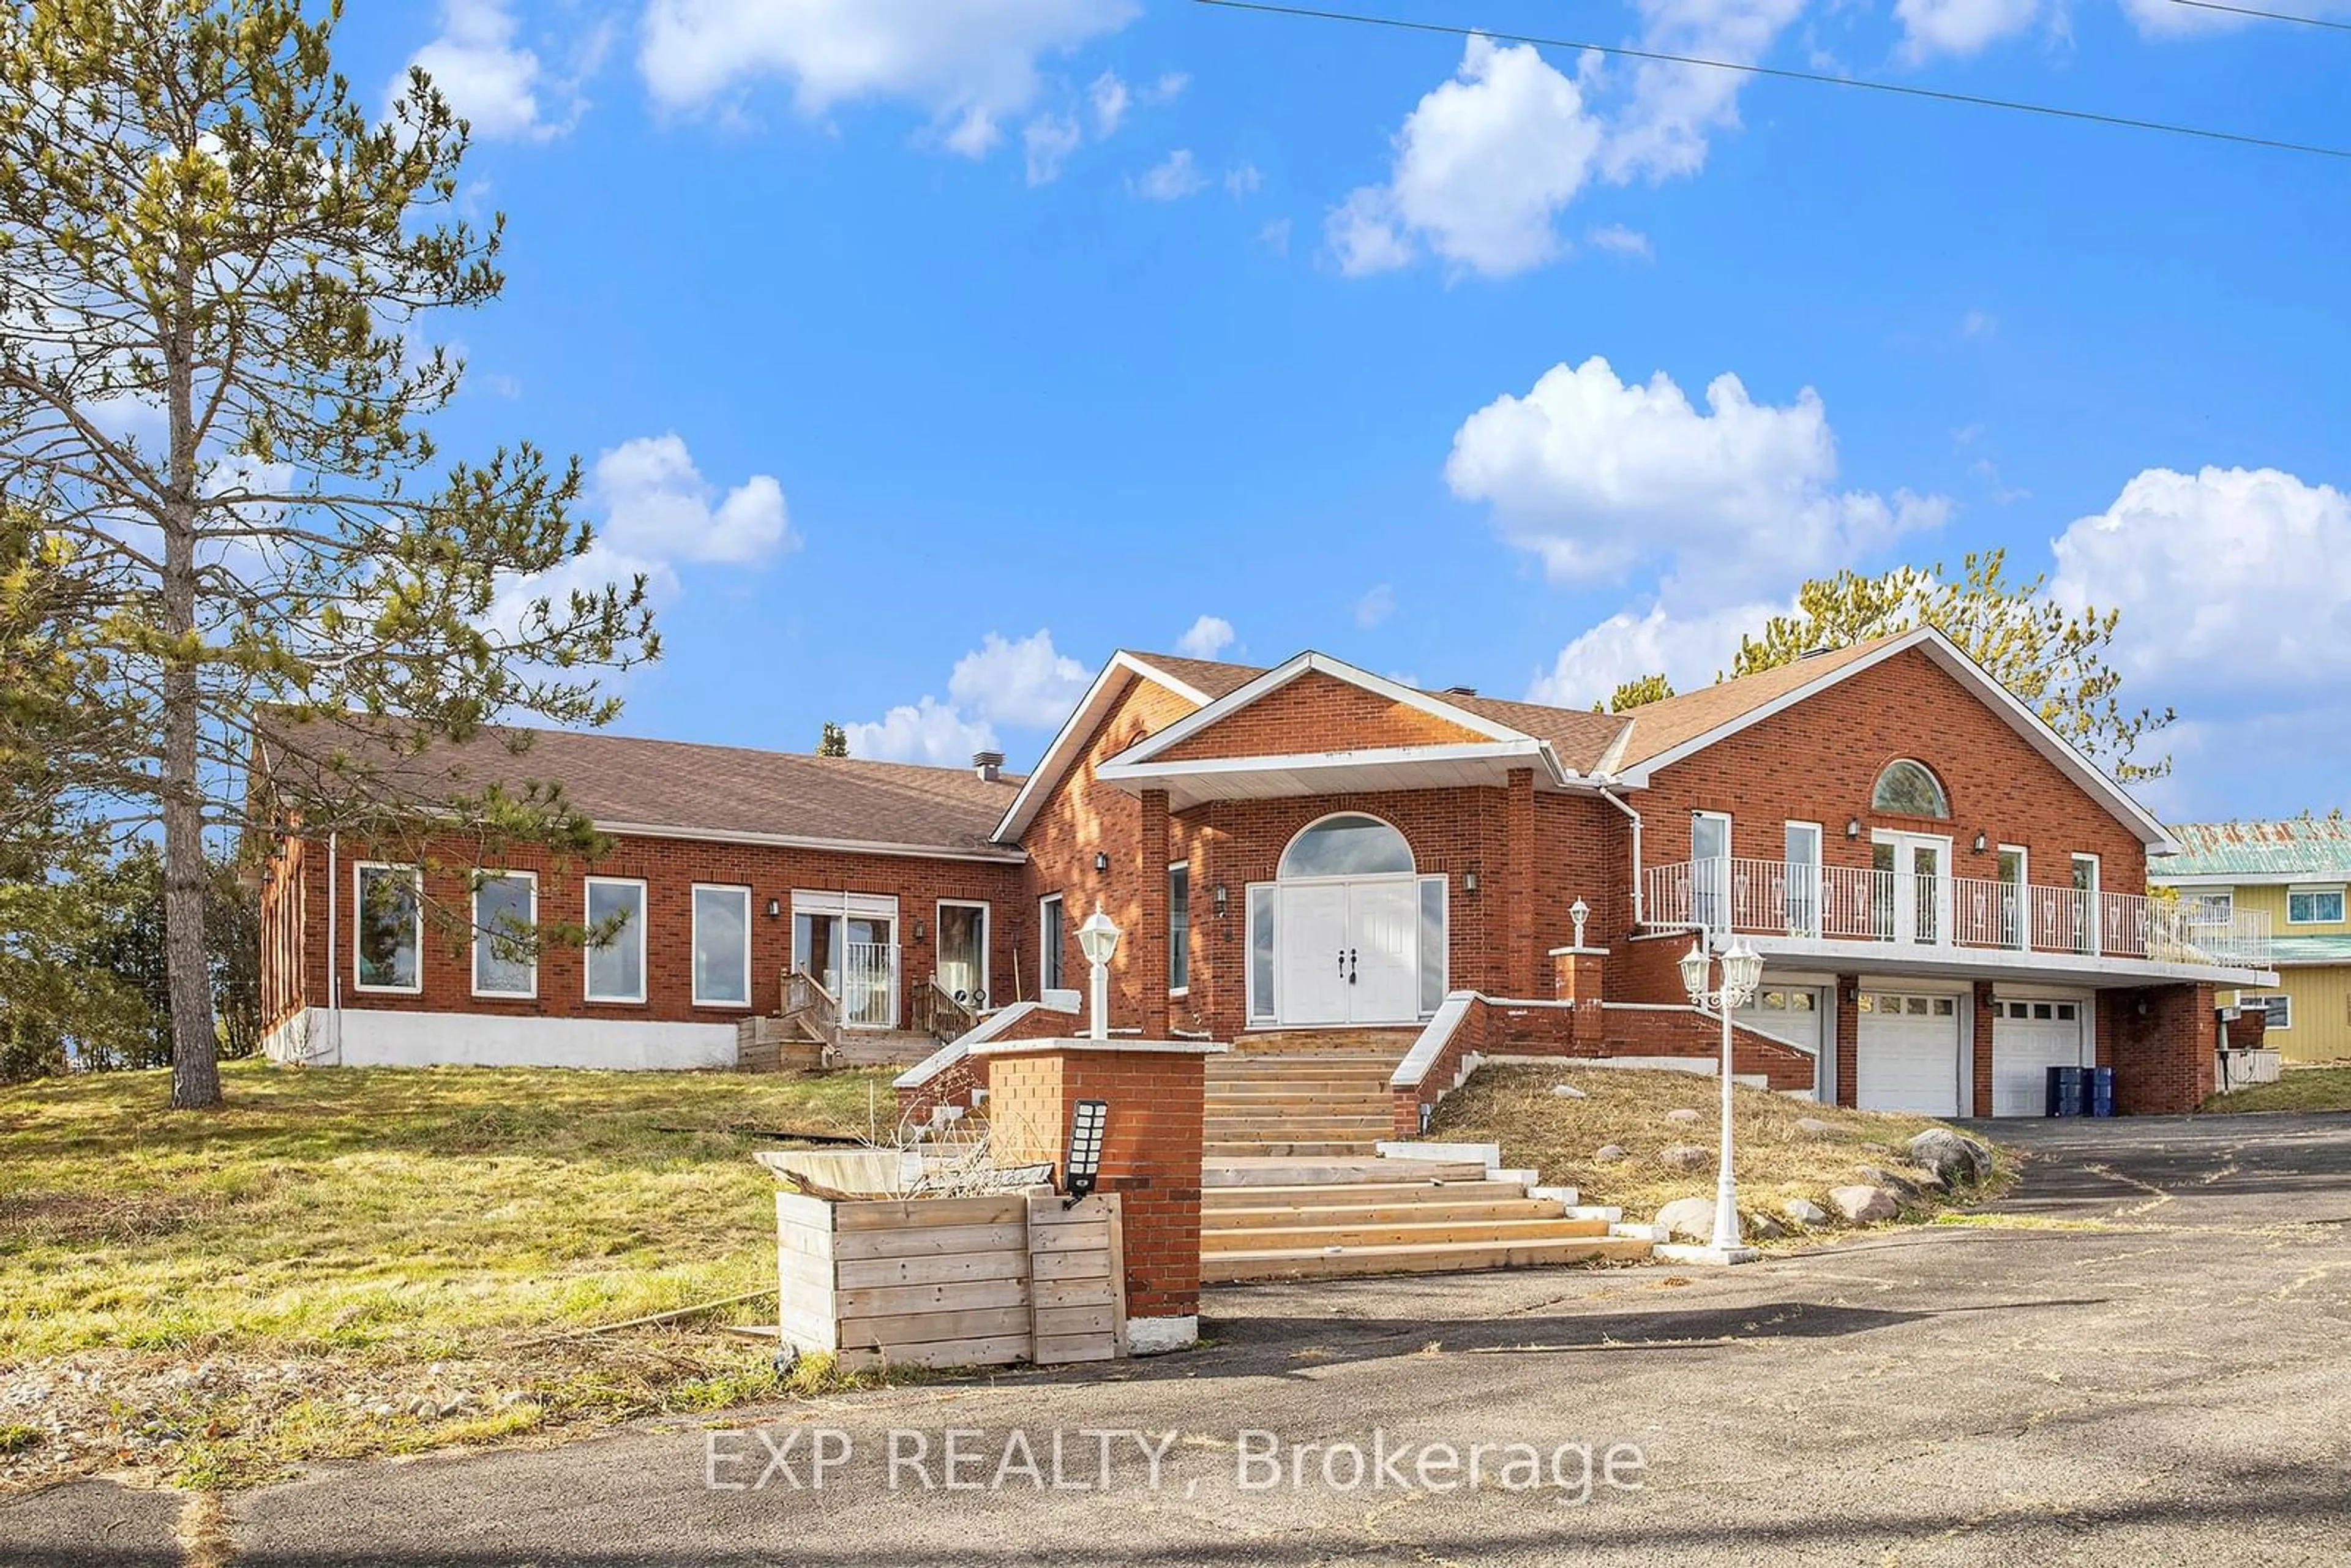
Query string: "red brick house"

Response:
xmin=257 ymin=627 xmax=2273 ymax=1115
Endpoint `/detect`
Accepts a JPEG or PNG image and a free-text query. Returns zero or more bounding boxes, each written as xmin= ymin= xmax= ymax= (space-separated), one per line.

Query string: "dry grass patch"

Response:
xmin=2201 ymin=1065 xmax=2351 ymax=1114
xmin=0 ymin=1059 xmax=901 ymax=1488
xmin=1427 ymin=1065 xmax=2012 ymax=1227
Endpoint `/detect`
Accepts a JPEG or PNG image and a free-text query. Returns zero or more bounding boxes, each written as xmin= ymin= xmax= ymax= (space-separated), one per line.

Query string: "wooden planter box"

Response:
xmin=774 ymin=1190 xmax=1127 ymax=1370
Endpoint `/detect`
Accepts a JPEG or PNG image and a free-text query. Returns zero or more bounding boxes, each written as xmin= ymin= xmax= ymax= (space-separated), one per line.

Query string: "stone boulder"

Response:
xmin=1659 ymin=1143 xmax=1711 ymax=1172
xmin=1654 ymin=1197 xmax=1715 ymax=1242
xmin=1742 ymin=1211 xmax=1788 ymax=1240
xmin=1854 ymin=1162 xmax=1932 ymax=1198
xmin=1665 ymin=1107 xmax=1703 ymax=1124
xmin=1593 ymin=1144 xmax=1628 ymax=1161
xmin=1827 ymin=1184 xmax=1902 ymax=1223
xmin=1908 ymin=1128 xmax=1993 ymax=1187
xmin=1550 ymin=1084 xmax=1589 ymax=1099
xmin=1782 ymin=1197 xmax=1831 ymax=1227
xmin=1791 ymin=1117 xmax=1842 ymax=1140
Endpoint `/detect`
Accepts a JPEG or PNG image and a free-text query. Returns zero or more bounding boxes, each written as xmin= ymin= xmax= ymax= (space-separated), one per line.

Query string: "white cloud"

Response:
xmin=1024 ymin=110 xmax=1083 ymax=185
xmin=1224 ymin=162 xmax=1262 ymax=198
xmin=1445 ymin=355 xmax=1948 ymax=609
xmin=484 ymin=544 xmax=679 ymax=645
xmin=1528 ymin=599 xmax=1780 ymax=709
xmin=1895 ymin=0 xmax=2044 ymax=59
xmin=400 ymin=0 xmax=592 ymax=142
xmin=843 ymin=697 xmax=999 ymax=766
xmin=1962 ymin=308 xmax=1999 ymax=337
xmin=1327 ymin=36 xmax=1602 ymax=278
xmin=639 ymin=0 xmax=1139 ymax=156
xmin=594 ymin=433 xmax=797 ymax=565
xmin=1354 ymin=584 xmax=1397 ymax=629
xmin=845 ymin=628 xmax=1095 ymax=765
xmin=1088 ymin=69 xmax=1130 ymax=137
xmin=948 ymin=629 xmax=1094 ymax=727
xmin=1136 ymin=148 xmax=1205 ymax=201
xmin=1176 ymin=615 xmax=1237 ymax=659
xmin=1259 ymin=217 xmax=1293 ymax=255
xmin=1600 ymin=0 xmax=1808 ymax=185
xmin=2050 ymin=466 xmax=2351 ymax=703
xmin=1587 ymin=223 xmax=1652 ymax=259
xmin=1142 ymin=71 xmax=1189 ymax=105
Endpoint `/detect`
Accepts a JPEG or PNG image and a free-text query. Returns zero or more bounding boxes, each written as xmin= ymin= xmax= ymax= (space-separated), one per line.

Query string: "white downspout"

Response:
xmin=326 ymin=831 xmax=342 ymax=1065
xmin=1597 ymin=782 xmax=1643 ymax=926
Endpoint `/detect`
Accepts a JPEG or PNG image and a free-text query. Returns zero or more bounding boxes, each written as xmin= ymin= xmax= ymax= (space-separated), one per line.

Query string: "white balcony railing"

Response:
xmin=823 ymin=940 xmax=901 ymax=1028
xmin=1643 ymin=857 xmax=2272 ymax=971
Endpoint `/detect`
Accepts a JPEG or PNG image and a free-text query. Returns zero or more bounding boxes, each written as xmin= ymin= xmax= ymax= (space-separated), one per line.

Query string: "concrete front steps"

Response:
xmin=1201 ymin=1157 xmax=1654 ymax=1283
xmin=1203 ymin=1052 xmax=1400 ymax=1158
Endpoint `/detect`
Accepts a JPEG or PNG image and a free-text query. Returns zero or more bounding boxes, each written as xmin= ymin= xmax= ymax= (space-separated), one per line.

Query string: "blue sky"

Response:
xmin=343 ymin=0 xmax=2351 ymax=823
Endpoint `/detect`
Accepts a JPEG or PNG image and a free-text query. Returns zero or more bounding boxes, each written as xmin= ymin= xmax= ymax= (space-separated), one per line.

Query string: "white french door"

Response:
xmin=1275 ymin=877 xmax=1420 ymax=1025
xmin=1873 ymin=833 xmax=1951 ymax=947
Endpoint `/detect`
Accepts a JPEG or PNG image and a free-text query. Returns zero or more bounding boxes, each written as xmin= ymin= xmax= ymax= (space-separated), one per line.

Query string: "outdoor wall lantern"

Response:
xmin=1077 ymin=903 xmax=1122 ymax=1041
xmin=1212 ymin=883 xmax=1229 ymax=920
xmin=1973 ymin=832 xmax=1989 ymax=853
xmin=912 ymin=917 xmax=926 ymax=942
xmin=1094 ymin=852 xmax=1110 ymax=874
xmin=1463 ymin=870 xmax=1480 ymax=894
xmin=1845 ymin=817 xmax=1862 ymax=839
xmin=1062 ymin=1098 xmax=1109 ymax=1207
xmin=765 ymin=898 xmax=782 ymax=919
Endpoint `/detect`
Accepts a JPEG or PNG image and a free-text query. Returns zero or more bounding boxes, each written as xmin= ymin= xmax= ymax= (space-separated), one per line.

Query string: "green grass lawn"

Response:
xmin=2201 ymin=1065 xmax=2351 ymax=1114
xmin=1427 ymin=1065 xmax=2011 ymax=1228
xmin=0 ymin=1059 xmax=900 ymax=1488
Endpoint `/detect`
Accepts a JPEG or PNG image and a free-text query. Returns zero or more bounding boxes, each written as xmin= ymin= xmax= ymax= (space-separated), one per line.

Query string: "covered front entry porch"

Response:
xmin=1245 ymin=814 xmax=1448 ymax=1030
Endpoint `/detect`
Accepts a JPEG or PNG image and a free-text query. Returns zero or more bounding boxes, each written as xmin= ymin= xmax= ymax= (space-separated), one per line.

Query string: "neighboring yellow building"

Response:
xmin=2152 ymin=819 xmax=2351 ymax=1065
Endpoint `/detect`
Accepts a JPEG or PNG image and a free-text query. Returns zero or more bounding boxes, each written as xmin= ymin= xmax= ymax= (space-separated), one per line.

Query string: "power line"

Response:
xmin=1192 ymin=0 xmax=2351 ymax=161
xmin=2159 ymin=0 xmax=2351 ymax=32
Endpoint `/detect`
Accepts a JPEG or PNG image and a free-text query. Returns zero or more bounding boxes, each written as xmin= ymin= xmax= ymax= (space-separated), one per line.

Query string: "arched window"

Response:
xmin=1871 ymin=759 xmax=1951 ymax=819
xmin=1278 ymin=813 xmax=1414 ymax=879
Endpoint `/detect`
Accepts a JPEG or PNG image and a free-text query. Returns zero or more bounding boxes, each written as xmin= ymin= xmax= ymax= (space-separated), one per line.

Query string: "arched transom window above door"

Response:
xmin=1871 ymin=759 xmax=1951 ymax=819
xmin=1278 ymin=813 xmax=1415 ymax=879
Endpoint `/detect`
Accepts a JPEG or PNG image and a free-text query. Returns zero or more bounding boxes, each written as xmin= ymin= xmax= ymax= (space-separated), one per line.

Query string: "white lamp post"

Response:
xmin=1076 ymin=904 xmax=1122 ymax=1042
xmin=1679 ymin=936 xmax=1764 ymax=1256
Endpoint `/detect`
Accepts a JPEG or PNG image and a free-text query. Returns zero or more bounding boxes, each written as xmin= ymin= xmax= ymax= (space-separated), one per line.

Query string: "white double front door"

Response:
xmin=1277 ymin=878 xmax=1419 ymax=1025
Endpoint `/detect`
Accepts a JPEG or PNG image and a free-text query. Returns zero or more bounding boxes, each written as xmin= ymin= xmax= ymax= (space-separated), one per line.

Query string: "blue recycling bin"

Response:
xmin=2045 ymin=1065 xmax=2088 ymax=1117
xmin=2085 ymin=1065 xmax=2116 ymax=1117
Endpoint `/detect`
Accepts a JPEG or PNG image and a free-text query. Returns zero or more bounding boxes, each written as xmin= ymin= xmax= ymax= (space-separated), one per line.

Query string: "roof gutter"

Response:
xmin=593 ymin=820 xmax=1029 ymax=865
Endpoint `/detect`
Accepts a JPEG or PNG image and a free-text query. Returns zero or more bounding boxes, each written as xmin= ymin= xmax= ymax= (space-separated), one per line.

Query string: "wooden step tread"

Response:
xmin=1204 ymin=1235 xmax=1654 ymax=1283
xmin=1203 ymin=1178 xmax=1528 ymax=1205
xmin=1205 ymin=1217 xmax=1611 ymax=1251
xmin=1204 ymin=1199 xmax=1566 ymax=1226
xmin=1204 ymin=1142 xmax=1383 ymax=1159
xmin=1203 ymin=1158 xmax=1490 ymax=1188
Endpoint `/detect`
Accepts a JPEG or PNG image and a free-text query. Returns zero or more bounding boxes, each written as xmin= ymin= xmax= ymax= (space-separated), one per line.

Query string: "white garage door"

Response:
xmin=1856 ymin=991 xmax=1963 ymax=1116
xmin=1737 ymin=987 xmax=1827 ymax=1098
xmin=1991 ymin=997 xmax=2087 ymax=1117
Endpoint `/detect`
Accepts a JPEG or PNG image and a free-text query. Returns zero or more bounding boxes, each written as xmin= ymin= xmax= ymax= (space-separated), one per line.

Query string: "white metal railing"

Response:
xmin=1643 ymin=857 xmax=2272 ymax=970
xmin=831 ymin=940 xmax=901 ymax=1028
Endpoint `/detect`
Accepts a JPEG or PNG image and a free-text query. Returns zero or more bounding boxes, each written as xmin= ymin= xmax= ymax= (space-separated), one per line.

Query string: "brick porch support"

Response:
xmin=1136 ymin=788 xmax=1171 ymax=1039
xmin=972 ymin=1035 xmax=1223 ymax=1354
xmin=1834 ymin=975 xmax=1860 ymax=1109
xmin=1553 ymin=945 xmax=1607 ymax=1048
xmin=1506 ymin=767 xmax=1537 ymax=997
xmin=2108 ymin=982 xmax=2217 ymax=1114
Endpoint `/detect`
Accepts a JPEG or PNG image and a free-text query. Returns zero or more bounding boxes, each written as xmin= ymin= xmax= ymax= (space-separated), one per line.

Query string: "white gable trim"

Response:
xmin=1610 ymin=627 xmax=2176 ymax=851
xmin=989 ymin=652 xmax=1213 ymax=844
xmin=1104 ymin=650 xmax=1532 ymax=769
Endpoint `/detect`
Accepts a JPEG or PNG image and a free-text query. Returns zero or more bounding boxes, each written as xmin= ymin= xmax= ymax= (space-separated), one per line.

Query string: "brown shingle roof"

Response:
xmin=1124 ymin=651 xmax=1265 ymax=701
xmin=1608 ymin=634 xmax=1907 ymax=771
xmin=1433 ymin=692 xmax=1628 ymax=773
xmin=258 ymin=714 xmax=1022 ymax=853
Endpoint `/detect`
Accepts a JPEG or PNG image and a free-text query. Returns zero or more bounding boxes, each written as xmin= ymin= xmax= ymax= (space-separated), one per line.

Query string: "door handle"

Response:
xmin=1348 ymin=948 xmax=1358 ymax=983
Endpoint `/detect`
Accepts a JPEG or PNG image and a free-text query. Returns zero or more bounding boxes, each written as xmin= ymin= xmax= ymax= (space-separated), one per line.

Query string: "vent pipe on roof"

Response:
xmin=973 ymin=750 xmax=1006 ymax=783
xmin=1798 ymin=642 xmax=1837 ymax=660
xmin=1441 ymin=685 xmax=1478 ymax=697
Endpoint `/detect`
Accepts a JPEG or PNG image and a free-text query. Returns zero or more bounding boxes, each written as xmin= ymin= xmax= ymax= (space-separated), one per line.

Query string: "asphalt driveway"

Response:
xmin=13 ymin=1112 xmax=2351 ymax=1566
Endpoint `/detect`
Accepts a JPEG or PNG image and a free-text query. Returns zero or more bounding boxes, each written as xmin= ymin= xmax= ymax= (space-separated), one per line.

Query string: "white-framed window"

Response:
xmin=1870 ymin=759 xmax=1951 ymax=819
xmin=2071 ymin=853 xmax=2101 ymax=953
xmin=2188 ymin=890 xmax=2234 ymax=923
xmin=2287 ymin=885 xmax=2345 ymax=926
xmin=692 ymin=884 xmax=752 ymax=1008
xmin=1997 ymin=845 xmax=2029 ymax=949
xmin=2238 ymin=992 xmax=2292 ymax=1030
xmin=353 ymin=863 xmax=422 ymax=994
xmin=1038 ymin=894 xmax=1065 ymax=992
xmin=1167 ymin=863 xmax=1190 ymax=994
xmin=472 ymin=871 xmax=538 ymax=998
xmin=1691 ymin=810 xmax=1731 ymax=931
xmin=584 ymin=876 xmax=647 ymax=1004
xmin=1783 ymin=820 xmax=1821 ymax=936
xmin=936 ymin=899 xmax=989 ymax=1005
xmin=1246 ymin=883 xmax=1277 ymax=1024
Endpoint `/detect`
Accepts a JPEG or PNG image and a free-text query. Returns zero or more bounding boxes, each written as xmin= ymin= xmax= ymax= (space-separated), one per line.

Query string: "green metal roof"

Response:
xmin=2153 ymin=818 xmax=2351 ymax=880
xmin=2270 ymin=935 xmax=2351 ymax=967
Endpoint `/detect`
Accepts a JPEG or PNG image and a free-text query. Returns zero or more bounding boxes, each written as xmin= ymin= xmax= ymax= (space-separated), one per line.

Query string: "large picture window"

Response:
xmin=585 ymin=877 xmax=647 ymax=1003
xmin=472 ymin=872 xmax=538 ymax=997
xmin=692 ymin=884 xmax=752 ymax=1007
xmin=354 ymin=864 xmax=421 ymax=992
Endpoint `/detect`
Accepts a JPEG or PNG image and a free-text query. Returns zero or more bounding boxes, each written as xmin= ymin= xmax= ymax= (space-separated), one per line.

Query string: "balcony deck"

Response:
xmin=1643 ymin=857 xmax=2274 ymax=983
